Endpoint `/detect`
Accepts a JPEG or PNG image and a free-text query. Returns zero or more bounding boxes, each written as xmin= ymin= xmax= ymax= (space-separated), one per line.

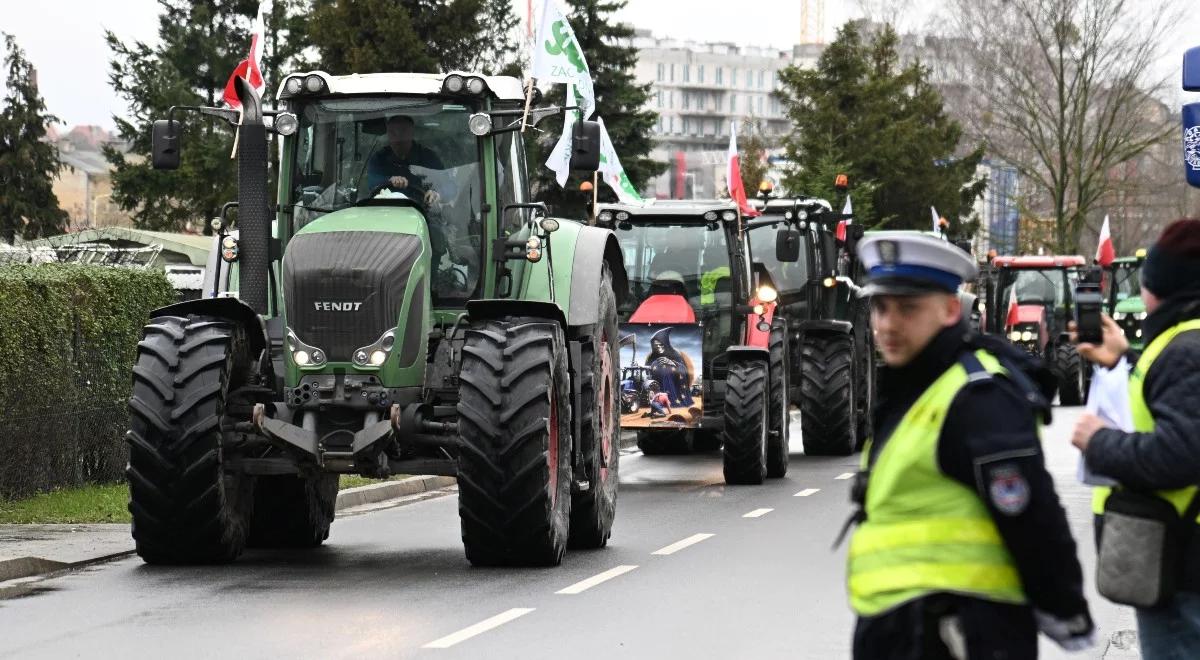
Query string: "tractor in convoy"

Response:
xmin=747 ymin=196 xmax=874 ymax=455
xmin=130 ymin=71 xmax=625 ymax=567
xmin=597 ymin=201 xmax=789 ymax=484
xmin=1106 ymin=251 xmax=1147 ymax=351
xmin=982 ymin=255 xmax=1089 ymax=405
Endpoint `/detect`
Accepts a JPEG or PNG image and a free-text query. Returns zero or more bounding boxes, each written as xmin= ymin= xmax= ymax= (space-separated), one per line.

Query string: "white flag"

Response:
xmin=530 ymin=0 xmax=595 ymax=119
xmin=545 ymin=83 xmax=580 ymax=187
xmin=843 ymin=195 xmax=853 ymax=217
xmin=598 ymin=118 xmax=642 ymax=204
xmin=931 ymin=206 xmax=941 ymax=235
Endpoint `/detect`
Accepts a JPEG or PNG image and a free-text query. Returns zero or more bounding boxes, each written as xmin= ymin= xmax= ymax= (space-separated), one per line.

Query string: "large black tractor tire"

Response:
xmin=1054 ymin=342 xmax=1086 ymax=406
xmin=126 ymin=316 xmax=255 ymax=564
xmin=247 ymin=473 xmax=339 ymax=548
xmin=853 ymin=306 xmax=876 ymax=450
xmin=457 ymin=318 xmax=573 ymax=566
xmin=799 ymin=333 xmax=857 ymax=456
xmin=636 ymin=430 xmax=693 ymax=455
xmin=569 ymin=266 xmax=620 ymax=549
xmin=767 ymin=319 xmax=790 ymax=478
xmin=722 ymin=359 xmax=770 ymax=485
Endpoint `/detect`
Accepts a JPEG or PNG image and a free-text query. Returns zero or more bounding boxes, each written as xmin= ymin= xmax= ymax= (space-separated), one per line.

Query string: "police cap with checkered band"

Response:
xmin=856 ymin=232 xmax=977 ymax=296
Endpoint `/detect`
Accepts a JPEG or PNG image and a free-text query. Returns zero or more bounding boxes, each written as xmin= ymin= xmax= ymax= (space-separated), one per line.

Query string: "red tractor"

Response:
xmin=982 ymin=255 xmax=1089 ymax=405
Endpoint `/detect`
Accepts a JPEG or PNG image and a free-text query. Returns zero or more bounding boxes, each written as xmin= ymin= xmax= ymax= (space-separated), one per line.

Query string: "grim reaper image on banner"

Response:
xmin=645 ymin=327 xmax=694 ymax=407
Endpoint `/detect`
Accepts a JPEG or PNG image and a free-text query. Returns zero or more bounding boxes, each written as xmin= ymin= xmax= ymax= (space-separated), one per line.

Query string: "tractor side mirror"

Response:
xmin=151 ymin=119 xmax=182 ymax=170
xmin=776 ymin=228 xmax=801 ymax=263
xmin=569 ymin=120 xmax=601 ymax=173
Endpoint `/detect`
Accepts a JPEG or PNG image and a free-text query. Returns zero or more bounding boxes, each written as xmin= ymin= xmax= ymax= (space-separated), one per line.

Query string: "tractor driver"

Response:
xmin=366 ymin=115 xmax=445 ymax=207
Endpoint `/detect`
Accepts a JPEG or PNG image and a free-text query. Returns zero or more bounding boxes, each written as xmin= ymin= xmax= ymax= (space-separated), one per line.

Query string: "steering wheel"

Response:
xmin=355 ymin=181 xmax=428 ymax=210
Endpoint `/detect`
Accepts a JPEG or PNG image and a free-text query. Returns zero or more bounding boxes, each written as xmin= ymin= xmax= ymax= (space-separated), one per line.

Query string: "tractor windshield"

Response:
xmin=290 ymin=97 xmax=484 ymax=299
xmin=748 ymin=224 xmax=810 ymax=297
xmin=613 ymin=221 xmax=733 ymax=314
xmin=1113 ymin=263 xmax=1141 ymax=301
xmin=998 ymin=269 xmax=1067 ymax=307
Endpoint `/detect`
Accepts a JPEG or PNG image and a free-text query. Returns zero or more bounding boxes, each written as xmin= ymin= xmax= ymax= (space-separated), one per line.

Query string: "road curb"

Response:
xmin=0 ymin=476 xmax=457 ymax=586
xmin=335 ymin=475 xmax=457 ymax=511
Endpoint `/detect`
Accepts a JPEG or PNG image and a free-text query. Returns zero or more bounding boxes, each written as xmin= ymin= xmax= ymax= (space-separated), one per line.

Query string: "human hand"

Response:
xmin=389 ymin=175 xmax=409 ymax=189
xmin=424 ymin=189 xmax=441 ymax=206
xmin=1035 ymin=610 xmax=1094 ymax=651
xmin=1071 ymin=412 xmax=1108 ymax=452
xmin=1069 ymin=314 xmax=1127 ymax=369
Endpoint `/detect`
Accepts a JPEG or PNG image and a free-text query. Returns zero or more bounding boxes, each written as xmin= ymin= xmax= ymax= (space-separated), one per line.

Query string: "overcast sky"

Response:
xmin=5 ymin=0 xmax=1200 ymax=130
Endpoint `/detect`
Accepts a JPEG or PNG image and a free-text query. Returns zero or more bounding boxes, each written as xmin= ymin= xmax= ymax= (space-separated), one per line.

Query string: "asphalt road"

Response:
xmin=0 ymin=407 xmax=1138 ymax=659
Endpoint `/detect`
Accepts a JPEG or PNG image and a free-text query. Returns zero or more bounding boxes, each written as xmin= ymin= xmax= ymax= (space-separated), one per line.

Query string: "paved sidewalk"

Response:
xmin=0 ymin=474 xmax=456 ymax=583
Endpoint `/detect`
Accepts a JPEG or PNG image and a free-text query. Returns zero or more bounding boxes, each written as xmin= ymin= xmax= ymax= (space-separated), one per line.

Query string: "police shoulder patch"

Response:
xmin=987 ymin=464 xmax=1030 ymax=516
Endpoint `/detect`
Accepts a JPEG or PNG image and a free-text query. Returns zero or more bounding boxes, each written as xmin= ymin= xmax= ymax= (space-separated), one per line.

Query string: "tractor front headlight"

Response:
xmin=468 ymin=113 xmax=493 ymax=136
xmin=1009 ymin=331 xmax=1022 ymax=341
xmin=1113 ymin=312 xmax=1127 ymax=320
xmin=1021 ymin=330 xmax=1034 ymax=342
xmin=757 ymin=284 xmax=778 ymax=303
xmin=353 ymin=329 xmax=397 ymax=369
xmin=1135 ymin=312 xmax=1147 ymax=320
xmin=287 ymin=329 xmax=326 ymax=368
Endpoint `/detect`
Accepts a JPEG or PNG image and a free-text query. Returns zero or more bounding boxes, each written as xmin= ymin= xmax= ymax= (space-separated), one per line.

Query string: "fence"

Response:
xmin=0 ymin=264 xmax=176 ymax=500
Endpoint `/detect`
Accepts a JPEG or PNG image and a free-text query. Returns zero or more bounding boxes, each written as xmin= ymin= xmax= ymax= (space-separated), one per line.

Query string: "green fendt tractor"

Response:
xmin=129 ymin=72 xmax=625 ymax=567
xmin=747 ymin=196 xmax=874 ymax=455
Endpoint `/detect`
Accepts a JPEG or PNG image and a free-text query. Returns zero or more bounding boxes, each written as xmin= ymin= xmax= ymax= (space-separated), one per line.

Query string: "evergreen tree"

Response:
xmin=737 ymin=118 xmax=770 ymax=200
xmin=777 ymin=22 xmax=984 ymax=232
xmin=0 ymin=34 xmax=67 ymax=243
xmin=528 ymin=0 xmax=663 ymax=218
xmin=309 ymin=0 xmax=521 ymax=75
xmin=104 ymin=0 xmax=307 ymax=232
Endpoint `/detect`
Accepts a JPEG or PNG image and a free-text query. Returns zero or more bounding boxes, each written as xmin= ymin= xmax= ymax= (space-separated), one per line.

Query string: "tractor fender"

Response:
xmin=725 ymin=345 xmax=770 ymax=362
xmin=466 ymin=299 xmax=567 ymax=329
xmin=794 ymin=319 xmax=853 ymax=335
xmin=568 ymin=225 xmax=628 ymax=329
xmin=150 ymin=297 xmax=268 ymax=356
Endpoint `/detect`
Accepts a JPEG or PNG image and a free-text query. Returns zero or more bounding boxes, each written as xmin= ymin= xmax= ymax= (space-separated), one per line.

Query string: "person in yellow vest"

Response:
xmin=848 ymin=232 xmax=1093 ymax=659
xmin=1071 ymin=219 xmax=1200 ymax=659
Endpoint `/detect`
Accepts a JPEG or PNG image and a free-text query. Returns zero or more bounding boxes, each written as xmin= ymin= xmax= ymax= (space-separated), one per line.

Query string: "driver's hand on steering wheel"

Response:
xmin=388 ymin=175 xmax=409 ymax=190
xmin=423 ymin=189 xmax=442 ymax=207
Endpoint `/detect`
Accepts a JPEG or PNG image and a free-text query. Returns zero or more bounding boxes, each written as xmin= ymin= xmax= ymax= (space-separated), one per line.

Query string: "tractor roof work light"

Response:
xmin=303 ymin=74 xmax=326 ymax=94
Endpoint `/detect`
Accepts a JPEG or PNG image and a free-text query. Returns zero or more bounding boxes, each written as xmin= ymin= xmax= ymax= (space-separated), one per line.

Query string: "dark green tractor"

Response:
xmin=747 ymin=197 xmax=874 ymax=455
xmin=129 ymin=72 xmax=625 ymax=567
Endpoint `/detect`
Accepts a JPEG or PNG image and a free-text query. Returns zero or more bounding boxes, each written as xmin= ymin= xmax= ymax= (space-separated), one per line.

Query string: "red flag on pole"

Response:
xmin=836 ymin=195 xmax=852 ymax=241
xmin=1005 ymin=283 xmax=1020 ymax=328
xmin=727 ymin=122 xmax=758 ymax=217
xmin=222 ymin=0 xmax=269 ymax=108
xmin=1096 ymin=215 xmax=1115 ymax=266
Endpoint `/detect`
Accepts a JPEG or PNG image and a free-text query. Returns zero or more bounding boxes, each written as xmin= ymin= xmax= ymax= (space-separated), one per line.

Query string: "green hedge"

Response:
xmin=0 ymin=264 xmax=176 ymax=500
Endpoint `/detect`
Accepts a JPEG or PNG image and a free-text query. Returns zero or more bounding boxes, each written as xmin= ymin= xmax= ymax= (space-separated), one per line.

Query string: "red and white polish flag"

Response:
xmin=1096 ymin=215 xmax=1115 ymax=267
xmin=222 ymin=0 xmax=269 ymax=108
xmin=836 ymin=195 xmax=852 ymax=241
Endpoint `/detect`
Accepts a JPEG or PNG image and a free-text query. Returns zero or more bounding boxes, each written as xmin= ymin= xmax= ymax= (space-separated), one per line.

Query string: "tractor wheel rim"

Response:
xmin=599 ymin=331 xmax=614 ymax=484
xmin=549 ymin=390 xmax=559 ymax=505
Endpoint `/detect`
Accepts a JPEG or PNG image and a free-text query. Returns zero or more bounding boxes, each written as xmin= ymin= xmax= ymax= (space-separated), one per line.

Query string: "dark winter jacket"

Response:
xmin=1085 ymin=293 xmax=1200 ymax=591
xmin=856 ymin=323 xmax=1090 ymax=658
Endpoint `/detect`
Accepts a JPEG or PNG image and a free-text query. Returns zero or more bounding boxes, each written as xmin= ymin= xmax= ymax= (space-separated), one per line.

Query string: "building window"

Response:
xmin=732 ymin=69 xmax=738 ymax=87
xmin=698 ymin=65 xmax=705 ymax=83
xmin=758 ymin=71 xmax=764 ymax=89
xmin=683 ymin=64 xmax=691 ymax=83
xmin=747 ymin=69 xmax=753 ymax=89
xmin=768 ymin=71 xmax=775 ymax=89
xmin=682 ymin=92 xmax=690 ymax=110
xmin=758 ymin=96 xmax=764 ymax=114
xmin=729 ymin=94 xmax=736 ymax=113
xmin=683 ymin=118 xmax=691 ymax=135
xmin=716 ymin=67 xmax=724 ymax=85
xmin=669 ymin=90 xmax=675 ymax=108
xmin=670 ymin=63 xmax=675 ymax=82
xmin=657 ymin=63 xmax=664 ymax=82
xmin=657 ymin=90 xmax=663 ymax=108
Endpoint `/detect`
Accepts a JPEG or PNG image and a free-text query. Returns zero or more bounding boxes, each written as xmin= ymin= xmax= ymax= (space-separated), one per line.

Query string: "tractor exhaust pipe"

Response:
xmin=233 ymin=76 xmax=271 ymax=316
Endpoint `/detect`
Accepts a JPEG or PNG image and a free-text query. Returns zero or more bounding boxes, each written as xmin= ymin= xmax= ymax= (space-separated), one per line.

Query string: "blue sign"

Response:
xmin=1184 ymin=103 xmax=1200 ymax=188
xmin=1185 ymin=47 xmax=1200 ymax=91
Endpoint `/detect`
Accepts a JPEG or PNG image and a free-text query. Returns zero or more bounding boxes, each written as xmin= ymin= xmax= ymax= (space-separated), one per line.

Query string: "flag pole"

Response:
xmin=591 ymin=171 xmax=599 ymax=225
xmin=521 ymin=78 xmax=536 ymax=132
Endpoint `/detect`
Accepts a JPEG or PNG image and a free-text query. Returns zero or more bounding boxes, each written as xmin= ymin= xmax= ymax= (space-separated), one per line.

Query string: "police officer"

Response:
xmin=846 ymin=232 xmax=1093 ymax=659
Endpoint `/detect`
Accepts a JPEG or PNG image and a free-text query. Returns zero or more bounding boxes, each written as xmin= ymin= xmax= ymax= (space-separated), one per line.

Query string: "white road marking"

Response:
xmin=556 ymin=565 xmax=639 ymax=595
xmin=422 ymin=608 xmax=536 ymax=649
xmin=743 ymin=508 xmax=774 ymax=518
xmin=652 ymin=533 xmax=715 ymax=555
xmin=835 ymin=472 xmax=855 ymax=480
xmin=794 ymin=488 xmax=821 ymax=497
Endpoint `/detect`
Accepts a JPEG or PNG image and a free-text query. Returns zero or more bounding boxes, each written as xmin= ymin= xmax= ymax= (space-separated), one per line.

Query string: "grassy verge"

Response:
xmin=0 ymin=475 xmax=412 ymax=524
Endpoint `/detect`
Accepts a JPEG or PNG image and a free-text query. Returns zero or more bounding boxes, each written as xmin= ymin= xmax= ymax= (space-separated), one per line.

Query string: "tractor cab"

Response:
xmin=985 ymin=255 xmax=1088 ymax=404
xmin=1106 ymin=251 xmax=1147 ymax=350
xmin=598 ymin=200 xmax=789 ymax=483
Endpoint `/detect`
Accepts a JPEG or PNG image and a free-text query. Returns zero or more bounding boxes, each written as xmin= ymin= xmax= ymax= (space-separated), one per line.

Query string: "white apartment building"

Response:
xmin=630 ymin=30 xmax=823 ymax=199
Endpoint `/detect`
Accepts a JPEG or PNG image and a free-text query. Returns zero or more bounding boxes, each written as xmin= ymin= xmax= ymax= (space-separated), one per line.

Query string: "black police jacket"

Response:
xmin=865 ymin=323 xmax=1090 ymax=622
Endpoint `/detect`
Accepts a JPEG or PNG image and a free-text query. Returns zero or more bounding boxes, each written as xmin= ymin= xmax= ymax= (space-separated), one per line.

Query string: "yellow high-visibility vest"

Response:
xmin=848 ymin=350 xmax=1027 ymax=616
